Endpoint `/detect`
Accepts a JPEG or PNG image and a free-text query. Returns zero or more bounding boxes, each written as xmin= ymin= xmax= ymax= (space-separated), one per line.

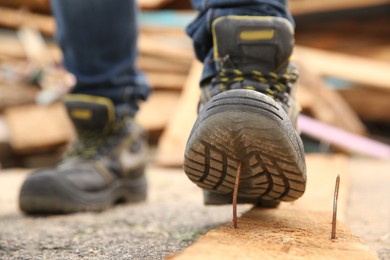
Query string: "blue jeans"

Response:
xmin=51 ymin=0 xmax=293 ymax=115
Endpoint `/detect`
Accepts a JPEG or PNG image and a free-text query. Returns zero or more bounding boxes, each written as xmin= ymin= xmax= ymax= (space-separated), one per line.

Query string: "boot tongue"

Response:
xmin=212 ymin=16 xmax=294 ymax=73
xmin=64 ymin=94 xmax=116 ymax=131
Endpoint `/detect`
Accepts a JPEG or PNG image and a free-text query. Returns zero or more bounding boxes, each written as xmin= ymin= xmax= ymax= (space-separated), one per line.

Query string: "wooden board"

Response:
xmin=138 ymin=34 xmax=194 ymax=63
xmin=294 ymin=60 xmax=366 ymax=135
xmin=155 ymin=60 xmax=201 ymax=166
xmin=0 ymin=7 xmax=55 ymax=36
xmin=138 ymin=0 xmax=176 ymax=10
xmin=146 ymin=72 xmax=187 ymax=90
xmin=338 ymin=87 xmax=390 ymax=122
xmin=294 ymin=46 xmax=390 ymax=91
xmin=0 ymin=0 xmax=50 ymax=13
xmin=290 ymin=0 xmax=390 ymax=15
xmin=4 ymin=102 xmax=75 ymax=153
xmin=137 ymin=55 xmax=190 ymax=74
xmin=0 ymin=83 xmax=39 ymax=110
xmin=172 ymin=155 xmax=378 ymax=260
xmin=136 ymin=90 xmax=180 ymax=131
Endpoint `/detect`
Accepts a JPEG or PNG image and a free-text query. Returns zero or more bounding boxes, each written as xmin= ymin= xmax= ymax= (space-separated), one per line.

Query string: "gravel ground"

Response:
xmin=0 ymin=166 xmax=249 ymax=260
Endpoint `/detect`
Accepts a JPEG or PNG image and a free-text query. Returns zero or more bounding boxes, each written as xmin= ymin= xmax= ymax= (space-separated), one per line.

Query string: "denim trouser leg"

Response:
xmin=51 ymin=0 xmax=150 ymax=116
xmin=186 ymin=0 xmax=294 ymax=83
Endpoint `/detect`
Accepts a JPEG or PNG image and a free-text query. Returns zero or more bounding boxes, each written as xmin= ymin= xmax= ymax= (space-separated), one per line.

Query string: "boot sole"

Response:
xmin=184 ymin=90 xmax=306 ymax=204
xmin=19 ymin=171 xmax=147 ymax=214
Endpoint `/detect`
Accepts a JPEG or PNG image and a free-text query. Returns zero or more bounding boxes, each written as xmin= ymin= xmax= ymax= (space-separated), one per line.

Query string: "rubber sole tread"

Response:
xmin=184 ymin=90 xmax=306 ymax=203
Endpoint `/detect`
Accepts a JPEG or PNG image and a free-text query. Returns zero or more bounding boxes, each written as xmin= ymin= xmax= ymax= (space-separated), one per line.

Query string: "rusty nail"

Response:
xmin=233 ymin=161 xmax=242 ymax=229
xmin=331 ymin=175 xmax=340 ymax=240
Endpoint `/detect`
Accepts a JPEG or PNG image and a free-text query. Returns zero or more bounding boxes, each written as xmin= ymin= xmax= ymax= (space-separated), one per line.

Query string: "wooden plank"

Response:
xmin=138 ymin=34 xmax=194 ymax=63
xmin=172 ymin=155 xmax=378 ymax=260
xmin=137 ymin=0 xmax=176 ymax=10
xmin=137 ymin=55 xmax=190 ymax=74
xmin=338 ymin=87 xmax=390 ymax=122
xmin=146 ymin=71 xmax=187 ymax=90
xmin=155 ymin=60 xmax=201 ymax=166
xmin=0 ymin=30 xmax=26 ymax=59
xmin=0 ymin=7 xmax=55 ymax=36
xmin=4 ymin=102 xmax=75 ymax=153
xmin=290 ymin=0 xmax=390 ymax=15
xmin=0 ymin=0 xmax=50 ymax=13
xmin=0 ymin=83 xmax=39 ymax=110
xmin=294 ymin=46 xmax=390 ymax=91
xmin=294 ymin=60 xmax=366 ymax=135
xmin=136 ymin=90 xmax=180 ymax=131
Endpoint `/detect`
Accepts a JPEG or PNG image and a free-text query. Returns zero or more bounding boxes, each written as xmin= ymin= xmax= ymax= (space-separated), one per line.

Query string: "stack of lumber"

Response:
xmin=0 ymin=1 xmax=196 ymax=167
xmin=0 ymin=0 xmax=390 ymax=168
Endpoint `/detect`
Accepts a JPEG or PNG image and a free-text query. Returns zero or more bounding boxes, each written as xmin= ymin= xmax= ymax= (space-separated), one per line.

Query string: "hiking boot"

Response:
xmin=19 ymin=94 xmax=148 ymax=214
xmin=184 ymin=16 xmax=306 ymax=207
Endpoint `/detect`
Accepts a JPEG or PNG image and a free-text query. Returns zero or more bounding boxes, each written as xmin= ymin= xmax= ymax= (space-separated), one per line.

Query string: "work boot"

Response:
xmin=184 ymin=16 xmax=306 ymax=207
xmin=19 ymin=94 xmax=148 ymax=214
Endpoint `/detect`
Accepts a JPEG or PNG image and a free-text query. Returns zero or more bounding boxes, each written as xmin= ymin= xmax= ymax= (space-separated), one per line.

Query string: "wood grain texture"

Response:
xmin=173 ymin=155 xmax=378 ymax=260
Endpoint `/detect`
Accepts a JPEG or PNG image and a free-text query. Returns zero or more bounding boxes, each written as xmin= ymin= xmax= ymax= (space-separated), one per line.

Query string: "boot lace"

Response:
xmin=65 ymin=120 xmax=126 ymax=160
xmin=211 ymin=67 xmax=298 ymax=104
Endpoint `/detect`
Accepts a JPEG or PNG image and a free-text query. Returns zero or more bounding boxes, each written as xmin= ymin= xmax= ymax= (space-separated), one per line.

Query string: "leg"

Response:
xmin=19 ymin=0 xmax=149 ymax=214
xmin=187 ymin=0 xmax=294 ymax=83
xmin=52 ymin=0 xmax=150 ymax=115
xmin=184 ymin=0 xmax=307 ymax=206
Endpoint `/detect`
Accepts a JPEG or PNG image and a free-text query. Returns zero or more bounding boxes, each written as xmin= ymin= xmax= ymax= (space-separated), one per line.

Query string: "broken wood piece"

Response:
xmin=298 ymin=115 xmax=390 ymax=159
xmin=136 ymin=90 xmax=180 ymax=131
xmin=4 ymin=102 xmax=75 ymax=153
xmin=294 ymin=46 xmax=390 ymax=91
xmin=155 ymin=60 xmax=201 ymax=166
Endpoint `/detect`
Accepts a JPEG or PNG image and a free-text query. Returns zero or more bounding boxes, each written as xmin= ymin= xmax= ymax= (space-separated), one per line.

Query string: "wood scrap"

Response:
xmin=0 ymin=83 xmax=38 ymax=110
xmin=290 ymin=0 xmax=390 ymax=15
xmin=138 ymin=34 xmax=194 ymax=64
xmin=338 ymin=86 xmax=390 ymax=122
xmin=147 ymin=72 xmax=187 ymax=90
xmin=4 ymin=102 xmax=75 ymax=153
xmin=0 ymin=0 xmax=50 ymax=13
xmin=0 ymin=6 xmax=55 ymax=36
xmin=136 ymin=91 xmax=180 ymax=131
xmin=137 ymin=56 xmax=189 ymax=74
xmin=17 ymin=25 xmax=52 ymax=69
xmin=155 ymin=60 xmax=201 ymax=166
xmin=172 ymin=155 xmax=378 ymax=260
xmin=294 ymin=46 xmax=390 ymax=91
xmin=137 ymin=0 xmax=176 ymax=10
xmin=294 ymin=59 xmax=366 ymax=135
